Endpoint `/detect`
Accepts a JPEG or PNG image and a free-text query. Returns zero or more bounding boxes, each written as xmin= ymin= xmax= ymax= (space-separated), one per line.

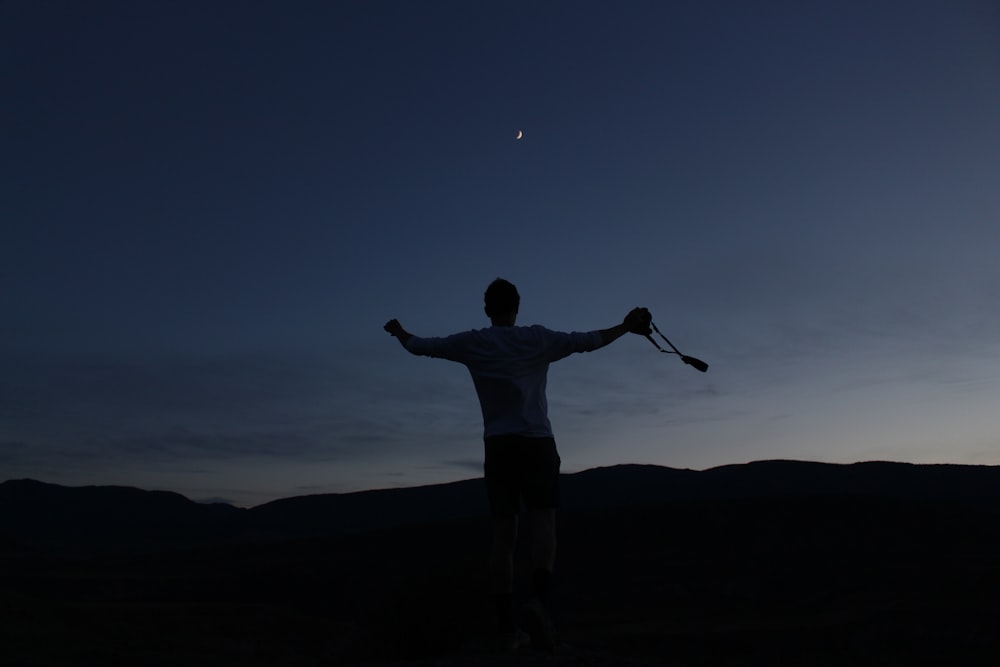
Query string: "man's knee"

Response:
xmin=529 ymin=508 xmax=556 ymax=534
xmin=492 ymin=514 xmax=518 ymax=550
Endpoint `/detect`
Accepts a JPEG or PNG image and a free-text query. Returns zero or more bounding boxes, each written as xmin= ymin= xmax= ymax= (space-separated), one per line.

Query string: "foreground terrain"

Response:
xmin=3 ymin=461 xmax=999 ymax=665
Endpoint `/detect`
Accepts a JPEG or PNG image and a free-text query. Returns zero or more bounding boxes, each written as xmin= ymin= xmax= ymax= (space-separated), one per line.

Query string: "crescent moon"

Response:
xmin=516 ymin=130 xmax=523 ymax=140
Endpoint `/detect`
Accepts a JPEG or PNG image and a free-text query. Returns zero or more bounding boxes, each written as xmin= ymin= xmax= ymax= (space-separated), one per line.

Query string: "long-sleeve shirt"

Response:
xmin=405 ymin=325 xmax=604 ymax=438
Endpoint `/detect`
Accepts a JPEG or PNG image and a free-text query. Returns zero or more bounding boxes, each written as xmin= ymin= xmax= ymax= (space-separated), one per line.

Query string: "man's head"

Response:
xmin=484 ymin=278 xmax=519 ymax=325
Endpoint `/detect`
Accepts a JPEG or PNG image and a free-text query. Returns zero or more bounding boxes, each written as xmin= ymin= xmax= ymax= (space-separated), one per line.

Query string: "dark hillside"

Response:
xmin=4 ymin=460 xmax=1000 ymax=556
xmin=2 ymin=461 xmax=999 ymax=665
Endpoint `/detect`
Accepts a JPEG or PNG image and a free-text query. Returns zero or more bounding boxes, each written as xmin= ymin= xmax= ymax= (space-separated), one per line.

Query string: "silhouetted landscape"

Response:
xmin=4 ymin=460 xmax=1000 ymax=665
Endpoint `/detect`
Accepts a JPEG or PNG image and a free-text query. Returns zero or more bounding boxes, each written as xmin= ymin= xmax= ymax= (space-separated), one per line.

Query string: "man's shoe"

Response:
xmin=522 ymin=598 xmax=556 ymax=653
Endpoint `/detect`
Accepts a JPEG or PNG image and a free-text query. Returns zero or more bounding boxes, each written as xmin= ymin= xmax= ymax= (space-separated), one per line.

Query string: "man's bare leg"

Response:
xmin=524 ymin=508 xmax=557 ymax=652
xmin=529 ymin=508 xmax=556 ymax=573
xmin=491 ymin=514 xmax=518 ymax=635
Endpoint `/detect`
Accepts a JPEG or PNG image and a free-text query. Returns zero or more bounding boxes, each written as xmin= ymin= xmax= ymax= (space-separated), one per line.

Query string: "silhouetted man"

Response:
xmin=384 ymin=278 xmax=650 ymax=652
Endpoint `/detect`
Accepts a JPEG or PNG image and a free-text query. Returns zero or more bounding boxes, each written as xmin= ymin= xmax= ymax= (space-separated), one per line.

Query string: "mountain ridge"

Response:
xmin=4 ymin=459 xmax=999 ymax=556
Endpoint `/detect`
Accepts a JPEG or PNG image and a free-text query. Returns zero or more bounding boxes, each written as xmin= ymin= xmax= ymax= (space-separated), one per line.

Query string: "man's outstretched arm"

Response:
xmin=384 ymin=319 xmax=413 ymax=350
xmin=597 ymin=307 xmax=652 ymax=347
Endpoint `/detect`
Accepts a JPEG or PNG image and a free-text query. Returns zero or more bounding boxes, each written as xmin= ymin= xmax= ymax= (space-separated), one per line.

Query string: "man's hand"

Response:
xmin=384 ymin=319 xmax=413 ymax=347
xmin=598 ymin=307 xmax=651 ymax=347
xmin=624 ymin=307 xmax=652 ymax=335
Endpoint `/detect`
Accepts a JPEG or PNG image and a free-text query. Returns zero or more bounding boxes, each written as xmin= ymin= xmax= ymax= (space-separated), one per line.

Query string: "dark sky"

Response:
xmin=3 ymin=1 xmax=999 ymax=506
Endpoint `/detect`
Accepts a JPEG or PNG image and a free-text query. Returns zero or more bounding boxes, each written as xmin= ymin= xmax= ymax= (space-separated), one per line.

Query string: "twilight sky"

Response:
xmin=3 ymin=1 xmax=999 ymax=507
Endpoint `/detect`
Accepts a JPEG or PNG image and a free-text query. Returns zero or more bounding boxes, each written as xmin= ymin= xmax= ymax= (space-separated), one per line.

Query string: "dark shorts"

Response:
xmin=484 ymin=435 xmax=561 ymax=517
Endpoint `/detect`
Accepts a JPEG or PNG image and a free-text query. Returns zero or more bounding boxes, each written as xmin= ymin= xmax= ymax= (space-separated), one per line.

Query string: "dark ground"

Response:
xmin=3 ymin=465 xmax=1000 ymax=665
